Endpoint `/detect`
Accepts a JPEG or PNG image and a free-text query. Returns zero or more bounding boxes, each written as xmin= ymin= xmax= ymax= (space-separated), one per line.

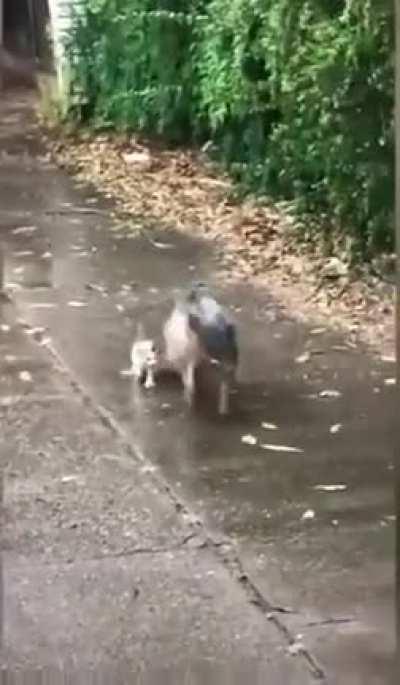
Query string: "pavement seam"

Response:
xmin=19 ymin=331 xmax=327 ymax=682
xmin=5 ymin=534 xmax=202 ymax=567
xmin=0 ymin=394 xmax=71 ymax=408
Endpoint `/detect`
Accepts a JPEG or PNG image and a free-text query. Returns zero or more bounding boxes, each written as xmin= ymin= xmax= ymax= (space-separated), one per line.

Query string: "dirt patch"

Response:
xmin=43 ymin=129 xmax=395 ymax=357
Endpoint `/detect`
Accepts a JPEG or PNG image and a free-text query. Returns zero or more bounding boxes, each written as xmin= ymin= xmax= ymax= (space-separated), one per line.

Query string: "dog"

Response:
xmin=163 ymin=282 xmax=238 ymax=414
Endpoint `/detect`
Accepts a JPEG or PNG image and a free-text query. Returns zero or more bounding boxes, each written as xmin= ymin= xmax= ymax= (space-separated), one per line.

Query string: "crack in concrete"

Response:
xmin=0 ymin=394 xmax=69 ymax=409
xmin=8 ymin=534 xmax=202 ymax=567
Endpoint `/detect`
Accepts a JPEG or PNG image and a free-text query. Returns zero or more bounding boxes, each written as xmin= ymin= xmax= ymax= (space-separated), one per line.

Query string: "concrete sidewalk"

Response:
xmin=0 ymin=92 xmax=395 ymax=684
xmin=0 ymin=96 xmax=317 ymax=683
xmin=0 ymin=295 xmax=312 ymax=682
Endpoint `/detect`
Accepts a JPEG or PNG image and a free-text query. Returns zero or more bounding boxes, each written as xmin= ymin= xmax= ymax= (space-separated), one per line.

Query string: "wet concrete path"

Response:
xmin=0 ymin=94 xmax=395 ymax=683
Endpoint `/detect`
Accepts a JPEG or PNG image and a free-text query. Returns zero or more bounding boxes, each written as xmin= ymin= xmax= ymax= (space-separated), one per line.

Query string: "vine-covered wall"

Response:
xmin=65 ymin=0 xmax=394 ymax=255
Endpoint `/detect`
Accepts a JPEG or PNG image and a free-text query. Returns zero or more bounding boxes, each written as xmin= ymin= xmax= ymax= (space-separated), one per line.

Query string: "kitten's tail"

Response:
xmin=135 ymin=321 xmax=145 ymax=341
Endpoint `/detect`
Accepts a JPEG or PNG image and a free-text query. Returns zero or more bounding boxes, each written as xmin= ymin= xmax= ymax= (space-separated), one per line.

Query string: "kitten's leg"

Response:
xmin=129 ymin=357 xmax=146 ymax=387
xmin=182 ymin=363 xmax=195 ymax=406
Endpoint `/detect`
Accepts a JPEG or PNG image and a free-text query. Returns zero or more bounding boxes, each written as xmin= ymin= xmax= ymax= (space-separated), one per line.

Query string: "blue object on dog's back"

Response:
xmin=186 ymin=282 xmax=238 ymax=369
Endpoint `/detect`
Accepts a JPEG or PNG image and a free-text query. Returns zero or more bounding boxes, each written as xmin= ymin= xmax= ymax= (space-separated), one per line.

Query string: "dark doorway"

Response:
xmin=3 ymin=0 xmax=51 ymax=66
xmin=3 ymin=0 xmax=34 ymax=58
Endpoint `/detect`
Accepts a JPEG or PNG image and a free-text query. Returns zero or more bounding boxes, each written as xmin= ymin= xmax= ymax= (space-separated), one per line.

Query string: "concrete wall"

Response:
xmin=48 ymin=0 xmax=83 ymax=92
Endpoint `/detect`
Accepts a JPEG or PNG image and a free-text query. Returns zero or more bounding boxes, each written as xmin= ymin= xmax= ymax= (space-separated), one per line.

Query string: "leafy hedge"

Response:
xmin=65 ymin=0 xmax=394 ymax=255
xmin=65 ymin=0 xmax=201 ymax=140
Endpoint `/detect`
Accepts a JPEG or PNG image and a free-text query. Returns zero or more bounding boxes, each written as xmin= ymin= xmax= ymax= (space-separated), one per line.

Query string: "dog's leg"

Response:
xmin=218 ymin=379 xmax=230 ymax=415
xmin=143 ymin=366 xmax=155 ymax=389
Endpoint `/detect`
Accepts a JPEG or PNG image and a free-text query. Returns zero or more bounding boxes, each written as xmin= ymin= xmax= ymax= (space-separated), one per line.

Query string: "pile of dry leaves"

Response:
xmin=45 ymin=130 xmax=395 ymax=356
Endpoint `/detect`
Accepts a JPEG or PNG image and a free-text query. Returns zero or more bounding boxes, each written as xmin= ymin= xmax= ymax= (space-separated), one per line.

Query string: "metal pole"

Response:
xmin=0 ymin=0 xmax=3 ymax=90
xmin=395 ymin=0 xmax=400 ymax=667
xmin=0 ymin=245 xmax=3 ymax=291
xmin=27 ymin=0 xmax=37 ymax=60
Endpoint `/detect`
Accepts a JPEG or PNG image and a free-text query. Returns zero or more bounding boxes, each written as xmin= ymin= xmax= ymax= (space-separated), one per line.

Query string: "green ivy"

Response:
xmin=65 ymin=0 xmax=394 ymax=255
xmin=65 ymin=0 xmax=202 ymax=141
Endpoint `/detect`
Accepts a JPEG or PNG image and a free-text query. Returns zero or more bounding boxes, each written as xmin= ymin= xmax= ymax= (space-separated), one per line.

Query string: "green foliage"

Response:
xmin=65 ymin=0 xmax=202 ymax=141
xmin=65 ymin=0 xmax=394 ymax=255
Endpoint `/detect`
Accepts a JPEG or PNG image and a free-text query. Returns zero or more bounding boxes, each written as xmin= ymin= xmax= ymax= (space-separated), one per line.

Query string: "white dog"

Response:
xmin=163 ymin=283 xmax=238 ymax=414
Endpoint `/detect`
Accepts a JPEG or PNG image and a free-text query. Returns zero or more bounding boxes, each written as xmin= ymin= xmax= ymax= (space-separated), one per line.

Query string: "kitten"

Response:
xmin=123 ymin=323 xmax=159 ymax=388
xmin=130 ymin=338 xmax=158 ymax=388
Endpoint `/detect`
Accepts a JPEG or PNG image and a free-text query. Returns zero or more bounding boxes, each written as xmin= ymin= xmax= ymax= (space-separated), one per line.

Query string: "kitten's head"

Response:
xmin=132 ymin=339 xmax=159 ymax=368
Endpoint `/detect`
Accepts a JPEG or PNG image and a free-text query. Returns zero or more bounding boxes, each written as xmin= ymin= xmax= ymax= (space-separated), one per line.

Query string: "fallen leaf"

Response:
xmin=261 ymin=443 xmax=303 ymax=453
xmin=301 ymin=509 xmax=315 ymax=520
xmin=140 ymin=464 xmax=157 ymax=474
xmin=295 ymin=352 xmax=311 ymax=364
xmin=13 ymin=250 xmax=34 ymax=257
xmin=28 ymin=302 xmax=57 ymax=309
xmin=322 ymin=257 xmax=348 ymax=279
xmin=61 ymin=475 xmax=79 ymax=483
xmin=5 ymin=282 xmax=22 ymax=291
xmin=319 ymin=389 xmax=342 ymax=398
xmin=0 ymin=395 xmax=22 ymax=407
xmin=241 ymin=434 xmax=258 ymax=446
xmin=147 ymin=237 xmax=175 ymax=250
xmin=26 ymin=326 xmax=46 ymax=342
xmin=329 ymin=423 xmax=342 ymax=434
xmin=68 ymin=300 xmax=87 ymax=308
xmin=122 ymin=150 xmax=151 ymax=166
xmin=12 ymin=225 xmax=37 ymax=235
xmin=19 ymin=370 xmax=32 ymax=383
xmin=314 ymin=484 xmax=347 ymax=492
xmin=261 ymin=422 xmax=278 ymax=431
xmin=287 ymin=641 xmax=305 ymax=656
xmin=85 ymin=282 xmax=107 ymax=294
xmin=309 ymin=327 xmax=326 ymax=335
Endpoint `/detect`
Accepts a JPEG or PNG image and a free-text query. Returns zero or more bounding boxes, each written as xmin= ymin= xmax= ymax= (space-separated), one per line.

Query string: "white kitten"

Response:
xmin=130 ymin=338 xmax=158 ymax=388
xmin=121 ymin=323 xmax=159 ymax=388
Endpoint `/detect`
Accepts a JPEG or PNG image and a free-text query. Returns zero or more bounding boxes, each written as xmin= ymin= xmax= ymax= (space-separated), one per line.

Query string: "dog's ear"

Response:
xmin=188 ymin=312 xmax=202 ymax=334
